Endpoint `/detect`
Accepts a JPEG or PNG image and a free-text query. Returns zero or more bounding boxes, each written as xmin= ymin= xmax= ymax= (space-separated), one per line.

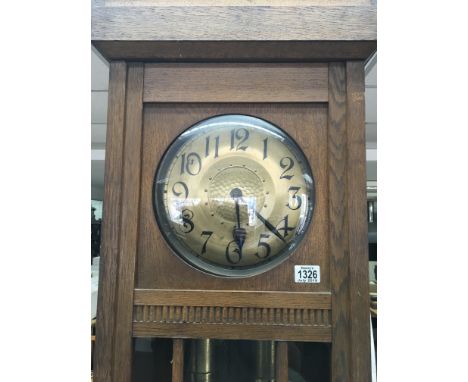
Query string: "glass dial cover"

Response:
xmin=153 ymin=115 xmax=315 ymax=277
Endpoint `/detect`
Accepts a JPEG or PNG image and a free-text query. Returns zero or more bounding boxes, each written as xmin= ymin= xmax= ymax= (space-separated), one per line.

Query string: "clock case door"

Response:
xmin=96 ymin=62 xmax=369 ymax=381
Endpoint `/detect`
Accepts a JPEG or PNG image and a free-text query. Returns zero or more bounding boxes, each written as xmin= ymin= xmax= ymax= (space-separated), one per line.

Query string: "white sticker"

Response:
xmin=294 ymin=265 xmax=320 ymax=283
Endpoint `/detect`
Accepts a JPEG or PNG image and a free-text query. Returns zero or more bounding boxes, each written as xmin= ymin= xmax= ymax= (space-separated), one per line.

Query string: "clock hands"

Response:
xmin=231 ymin=188 xmax=242 ymax=229
xmin=229 ymin=187 xmax=287 ymax=254
xmin=254 ymin=211 xmax=286 ymax=243
xmin=230 ymin=188 xmax=247 ymax=253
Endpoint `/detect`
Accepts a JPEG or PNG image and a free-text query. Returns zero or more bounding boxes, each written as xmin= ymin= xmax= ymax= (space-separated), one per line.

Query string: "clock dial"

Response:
xmin=153 ymin=115 xmax=315 ymax=277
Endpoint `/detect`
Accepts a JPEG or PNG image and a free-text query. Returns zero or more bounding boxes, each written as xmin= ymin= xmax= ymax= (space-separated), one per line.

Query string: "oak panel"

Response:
xmin=134 ymin=290 xmax=331 ymax=309
xmin=136 ymin=103 xmax=329 ymax=293
xmin=143 ymin=64 xmax=328 ymax=103
xmin=133 ymin=322 xmax=332 ymax=342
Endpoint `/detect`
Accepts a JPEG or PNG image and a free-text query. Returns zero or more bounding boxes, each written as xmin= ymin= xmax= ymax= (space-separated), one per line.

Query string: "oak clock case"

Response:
xmin=93 ymin=59 xmax=372 ymax=382
xmin=92 ymin=1 xmax=376 ymax=380
xmin=153 ymin=115 xmax=314 ymax=277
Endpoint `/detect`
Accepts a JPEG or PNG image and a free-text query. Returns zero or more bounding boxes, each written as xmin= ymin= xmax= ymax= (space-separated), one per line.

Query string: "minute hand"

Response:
xmin=255 ymin=211 xmax=286 ymax=243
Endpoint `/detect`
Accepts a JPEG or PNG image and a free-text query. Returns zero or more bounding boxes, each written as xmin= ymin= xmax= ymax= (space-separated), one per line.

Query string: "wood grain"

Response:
xmin=143 ymin=64 xmax=328 ymax=103
xmin=133 ymin=322 xmax=331 ymax=342
xmin=112 ymin=64 xmax=144 ymax=382
xmin=346 ymin=61 xmax=371 ymax=382
xmin=136 ymin=103 xmax=329 ymax=293
xmin=94 ymin=62 xmax=127 ymax=382
xmin=92 ymin=4 xmax=376 ymax=41
xmin=93 ymin=40 xmax=377 ymax=62
xmin=172 ymin=339 xmax=184 ymax=382
xmin=328 ymin=62 xmax=351 ymax=382
xmin=134 ymin=290 xmax=331 ymax=309
xmin=276 ymin=342 xmax=289 ymax=382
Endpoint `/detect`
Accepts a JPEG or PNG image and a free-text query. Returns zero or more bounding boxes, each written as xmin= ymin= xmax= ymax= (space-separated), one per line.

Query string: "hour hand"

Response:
xmin=230 ymin=188 xmax=246 ymax=251
xmin=232 ymin=227 xmax=247 ymax=252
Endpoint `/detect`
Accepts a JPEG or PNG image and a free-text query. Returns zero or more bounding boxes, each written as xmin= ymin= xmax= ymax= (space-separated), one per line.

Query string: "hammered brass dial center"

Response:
xmin=208 ymin=165 xmax=266 ymax=223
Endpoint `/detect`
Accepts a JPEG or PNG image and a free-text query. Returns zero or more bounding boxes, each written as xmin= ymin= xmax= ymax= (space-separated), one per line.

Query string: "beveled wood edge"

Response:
xmin=133 ymin=289 xmax=332 ymax=309
xmin=92 ymin=40 xmax=377 ymax=62
xmin=132 ymin=322 xmax=332 ymax=342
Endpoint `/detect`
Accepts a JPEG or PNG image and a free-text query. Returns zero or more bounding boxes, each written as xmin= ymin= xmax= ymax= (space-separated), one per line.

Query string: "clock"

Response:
xmin=92 ymin=1 xmax=376 ymax=378
xmin=153 ymin=114 xmax=315 ymax=277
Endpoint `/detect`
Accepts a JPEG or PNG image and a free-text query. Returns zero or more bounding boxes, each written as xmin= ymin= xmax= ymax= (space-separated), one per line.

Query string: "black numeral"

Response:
xmin=279 ymin=157 xmax=294 ymax=180
xmin=205 ymin=136 xmax=219 ymax=158
xmin=263 ymin=138 xmax=268 ymax=160
xmin=181 ymin=209 xmax=194 ymax=233
xmin=255 ymin=233 xmax=271 ymax=259
xmin=226 ymin=240 xmax=242 ymax=264
xmin=286 ymin=186 xmax=302 ymax=210
xmin=172 ymin=181 xmax=189 ymax=199
xmin=205 ymin=137 xmax=209 ymax=158
xmin=180 ymin=153 xmax=185 ymax=174
xmin=180 ymin=152 xmax=202 ymax=175
xmin=276 ymin=215 xmax=296 ymax=238
xmin=230 ymin=128 xmax=249 ymax=151
xmin=200 ymin=231 xmax=213 ymax=255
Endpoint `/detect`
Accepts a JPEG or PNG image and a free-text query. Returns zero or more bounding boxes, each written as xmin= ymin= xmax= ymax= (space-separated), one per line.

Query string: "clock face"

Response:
xmin=153 ymin=115 xmax=315 ymax=277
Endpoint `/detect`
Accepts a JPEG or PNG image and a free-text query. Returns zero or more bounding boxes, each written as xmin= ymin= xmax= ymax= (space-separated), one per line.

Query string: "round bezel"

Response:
xmin=153 ymin=114 xmax=315 ymax=277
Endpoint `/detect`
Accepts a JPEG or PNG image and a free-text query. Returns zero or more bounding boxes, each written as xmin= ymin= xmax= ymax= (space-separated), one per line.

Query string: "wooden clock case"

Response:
xmin=92 ymin=2 xmax=376 ymax=382
xmin=136 ymin=64 xmax=331 ymax=339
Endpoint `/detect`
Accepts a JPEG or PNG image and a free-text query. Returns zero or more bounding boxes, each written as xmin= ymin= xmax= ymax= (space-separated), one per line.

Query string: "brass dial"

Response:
xmin=153 ymin=115 xmax=314 ymax=277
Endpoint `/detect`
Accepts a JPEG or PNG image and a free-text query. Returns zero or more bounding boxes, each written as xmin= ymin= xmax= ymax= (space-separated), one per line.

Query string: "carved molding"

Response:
xmin=133 ymin=305 xmax=331 ymax=327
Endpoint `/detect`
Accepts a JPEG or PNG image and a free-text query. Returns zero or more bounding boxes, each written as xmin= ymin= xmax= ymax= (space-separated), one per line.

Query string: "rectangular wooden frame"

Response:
xmin=94 ymin=61 xmax=370 ymax=382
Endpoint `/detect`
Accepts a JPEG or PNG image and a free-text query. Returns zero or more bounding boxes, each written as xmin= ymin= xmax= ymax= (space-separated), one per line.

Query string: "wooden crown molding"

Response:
xmin=92 ymin=1 xmax=376 ymax=61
